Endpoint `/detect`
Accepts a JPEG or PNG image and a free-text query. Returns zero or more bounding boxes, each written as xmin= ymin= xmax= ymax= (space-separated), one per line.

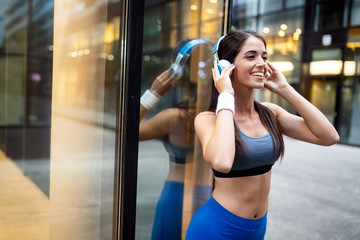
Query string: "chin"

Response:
xmin=254 ymin=82 xmax=265 ymax=89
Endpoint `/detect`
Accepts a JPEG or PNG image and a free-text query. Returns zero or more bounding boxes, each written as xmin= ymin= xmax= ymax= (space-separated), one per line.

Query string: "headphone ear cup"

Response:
xmin=217 ymin=59 xmax=232 ymax=75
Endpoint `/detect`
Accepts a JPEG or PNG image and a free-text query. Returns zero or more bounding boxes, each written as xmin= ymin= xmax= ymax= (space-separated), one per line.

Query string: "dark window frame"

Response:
xmin=113 ymin=0 xmax=144 ymax=239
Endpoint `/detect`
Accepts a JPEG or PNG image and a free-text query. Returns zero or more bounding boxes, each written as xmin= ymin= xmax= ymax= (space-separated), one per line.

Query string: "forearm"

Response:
xmin=279 ymin=84 xmax=339 ymax=144
xmin=139 ymin=105 xmax=147 ymax=121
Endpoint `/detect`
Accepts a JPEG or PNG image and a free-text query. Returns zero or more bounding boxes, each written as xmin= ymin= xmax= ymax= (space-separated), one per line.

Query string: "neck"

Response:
xmin=233 ymin=85 xmax=256 ymax=116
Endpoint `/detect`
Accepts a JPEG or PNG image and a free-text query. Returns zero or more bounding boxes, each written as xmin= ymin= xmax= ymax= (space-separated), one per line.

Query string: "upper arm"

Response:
xmin=261 ymin=102 xmax=325 ymax=144
xmin=139 ymin=108 xmax=178 ymax=141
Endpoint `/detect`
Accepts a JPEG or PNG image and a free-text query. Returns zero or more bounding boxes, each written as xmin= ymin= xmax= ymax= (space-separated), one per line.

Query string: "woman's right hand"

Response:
xmin=212 ymin=61 xmax=235 ymax=95
xmin=149 ymin=66 xmax=174 ymax=96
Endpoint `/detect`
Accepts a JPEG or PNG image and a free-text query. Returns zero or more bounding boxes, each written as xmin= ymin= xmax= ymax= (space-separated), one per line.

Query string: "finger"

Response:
xmin=265 ymin=71 xmax=271 ymax=79
xmin=157 ymin=70 xmax=169 ymax=80
xmin=222 ymin=64 xmax=235 ymax=76
xmin=165 ymin=69 xmax=173 ymax=78
xmin=266 ymin=61 xmax=276 ymax=72
xmin=212 ymin=68 xmax=217 ymax=82
xmin=213 ymin=61 xmax=220 ymax=77
xmin=167 ymin=73 xmax=175 ymax=82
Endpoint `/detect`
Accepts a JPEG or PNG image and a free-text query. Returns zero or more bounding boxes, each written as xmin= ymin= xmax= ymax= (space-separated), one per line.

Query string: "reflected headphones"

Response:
xmin=171 ymin=39 xmax=210 ymax=80
xmin=213 ymin=34 xmax=232 ymax=74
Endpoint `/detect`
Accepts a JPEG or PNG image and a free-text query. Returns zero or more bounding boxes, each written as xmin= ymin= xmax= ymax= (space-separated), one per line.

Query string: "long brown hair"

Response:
xmin=209 ymin=29 xmax=284 ymax=159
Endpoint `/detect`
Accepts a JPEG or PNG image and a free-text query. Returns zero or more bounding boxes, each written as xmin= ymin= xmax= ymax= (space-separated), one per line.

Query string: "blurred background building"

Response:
xmin=0 ymin=0 xmax=359 ymax=239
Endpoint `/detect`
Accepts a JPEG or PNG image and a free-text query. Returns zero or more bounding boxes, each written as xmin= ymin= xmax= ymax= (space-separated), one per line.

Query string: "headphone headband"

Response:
xmin=213 ymin=34 xmax=227 ymax=62
xmin=213 ymin=34 xmax=231 ymax=74
xmin=175 ymin=39 xmax=209 ymax=64
xmin=172 ymin=39 xmax=210 ymax=80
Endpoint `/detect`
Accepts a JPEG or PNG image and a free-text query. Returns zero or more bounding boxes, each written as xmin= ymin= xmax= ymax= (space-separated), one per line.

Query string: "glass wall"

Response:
xmin=0 ymin=0 xmax=126 ymax=239
xmin=313 ymin=0 xmax=347 ymax=31
xmin=50 ymin=0 xmax=123 ymax=239
xmin=136 ymin=0 xmax=227 ymax=239
xmin=0 ymin=0 xmax=53 ymax=174
xmin=309 ymin=48 xmax=342 ymax=124
xmin=343 ymin=27 xmax=360 ymax=145
xmin=0 ymin=1 xmax=53 ymax=239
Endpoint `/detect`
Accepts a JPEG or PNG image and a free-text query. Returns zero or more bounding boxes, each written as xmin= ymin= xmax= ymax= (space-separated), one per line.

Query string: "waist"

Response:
xmin=212 ymin=172 xmax=271 ymax=218
xmin=207 ymin=196 xmax=268 ymax=224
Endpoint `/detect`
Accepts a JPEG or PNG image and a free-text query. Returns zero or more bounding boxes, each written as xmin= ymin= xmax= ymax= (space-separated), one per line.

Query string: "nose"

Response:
xmin=255 ymin=57 xmax=267 ymax=73
xmin=255 ymin=56 xmax=266 ymax=67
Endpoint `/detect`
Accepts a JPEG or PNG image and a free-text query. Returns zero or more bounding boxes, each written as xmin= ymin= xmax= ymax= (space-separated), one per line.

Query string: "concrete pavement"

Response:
xmin=266 ymin=137 xmax=360 ymax=240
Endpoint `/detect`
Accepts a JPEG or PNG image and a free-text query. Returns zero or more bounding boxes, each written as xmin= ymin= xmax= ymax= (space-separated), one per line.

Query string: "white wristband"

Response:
xmin=216 ymin=92 xmax=235 ymax=115
xmin=140 ymin=90 xmax=161 ymax=110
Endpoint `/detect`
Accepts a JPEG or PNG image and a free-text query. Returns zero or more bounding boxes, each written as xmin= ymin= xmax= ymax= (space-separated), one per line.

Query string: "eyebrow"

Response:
xmin=244 ymin=50 xmax=267 ymax=55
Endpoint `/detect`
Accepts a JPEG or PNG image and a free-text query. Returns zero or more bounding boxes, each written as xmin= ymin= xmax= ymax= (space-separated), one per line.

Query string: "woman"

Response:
xmin=139 ymin=39 xmax=213 ymax=240
xmin=185 ymin=29 xmax=340 ymax=239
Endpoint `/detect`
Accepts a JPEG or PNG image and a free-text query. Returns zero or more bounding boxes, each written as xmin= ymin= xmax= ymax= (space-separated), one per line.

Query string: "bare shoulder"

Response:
xmin=196 ymin=111 xmax=216 ymax=117
xmin=195 ymin=111 xmax=216 ymax=124
xmin=158 ymin=107 xmax=181 ymax=118
xmin=260 ymin=102 xmax=286 ymax=117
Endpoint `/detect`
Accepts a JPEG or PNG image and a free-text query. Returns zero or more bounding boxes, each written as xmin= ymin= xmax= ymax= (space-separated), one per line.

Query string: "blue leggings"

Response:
xmin=151 ymin=181 xmax=212 ymax=240
xmin=185 ymin=196 xmax=267 ymax=240
xmin=151 ymin=181 xmax=184 ymax=240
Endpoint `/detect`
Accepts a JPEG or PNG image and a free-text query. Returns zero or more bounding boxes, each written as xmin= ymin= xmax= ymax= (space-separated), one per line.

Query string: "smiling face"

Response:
xmin=232 ymin=36 xmax=268 ymax=89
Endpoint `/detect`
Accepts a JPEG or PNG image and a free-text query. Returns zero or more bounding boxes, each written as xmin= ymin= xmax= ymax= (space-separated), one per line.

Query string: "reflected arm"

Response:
xmin=139 ymin=108 xmax=178 ymax=141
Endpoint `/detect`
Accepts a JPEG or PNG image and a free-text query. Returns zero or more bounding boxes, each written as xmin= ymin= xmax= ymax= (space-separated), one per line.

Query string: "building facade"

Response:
xmin=0 ymin=0 xmax=359 ymax=239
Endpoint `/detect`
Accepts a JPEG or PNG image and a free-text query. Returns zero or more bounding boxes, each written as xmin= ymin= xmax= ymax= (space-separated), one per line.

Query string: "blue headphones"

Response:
xmin=171 ymin=39 xmax=210 ymax=80
xmin=213 ymin=35 xmax=232 ymax=74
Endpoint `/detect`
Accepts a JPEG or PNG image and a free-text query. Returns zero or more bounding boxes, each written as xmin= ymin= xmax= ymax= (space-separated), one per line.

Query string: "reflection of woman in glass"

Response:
xmin=185 ymin=30 xmax=340 ymax=239
xmin=139 ymin=40 xmax=213 ymax=240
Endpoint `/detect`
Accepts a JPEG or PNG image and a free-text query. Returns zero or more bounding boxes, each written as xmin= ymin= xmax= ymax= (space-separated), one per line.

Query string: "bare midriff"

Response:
xmin=212 ymin=170 xmax=271 ymax=219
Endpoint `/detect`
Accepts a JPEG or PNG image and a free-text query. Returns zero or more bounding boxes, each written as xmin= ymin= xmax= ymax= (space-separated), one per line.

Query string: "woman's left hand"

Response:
xmin=264 ymin=61 xmax=289 ymax=95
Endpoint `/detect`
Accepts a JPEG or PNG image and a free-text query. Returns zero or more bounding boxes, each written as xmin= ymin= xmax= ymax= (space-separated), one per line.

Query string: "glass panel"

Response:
xmin=310 ymin=79 xmax=337 ymax=124
xmin=50 ymin=0 xmax=121 ymax=239
xmin=285 ymin=0 xmax=305 ymax=8
xmin=314 ymin=0 xmax=345 ymax=31
xmin=347 ymin=79 xmax=360 ymax=145
xmin=136 ymin=0 xmax=225 ymax=239
xmin=340 ymin=78 xmax=354 ymax=142
xmin=0 ymin=1 xmax=53 ymax=239
xmin=232 ymin=0 xmax=259 ymax=17
xmin=232 ymin=16 xmax=257 ymax=30
xmin=310 ymin=48 xmax=343 ymax=75
xmin=312 ymin=48 xmax=342 ymax=61
xmin=351 ymin=0 xmax=360 ymax=26
xmin=259 ymin=0 xmax=282 ymax=14
xmin=343 ymin=32 xmax=360 ymax=145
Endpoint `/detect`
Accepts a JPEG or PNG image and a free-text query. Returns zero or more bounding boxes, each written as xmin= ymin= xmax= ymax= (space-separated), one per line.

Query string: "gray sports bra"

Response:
xmin=213 ymin=125 xmax=279 ymax=178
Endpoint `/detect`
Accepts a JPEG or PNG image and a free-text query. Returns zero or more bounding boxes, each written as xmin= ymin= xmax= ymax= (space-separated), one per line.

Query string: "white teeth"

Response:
xmin=251 ymin=72 xmax=264 ymax=76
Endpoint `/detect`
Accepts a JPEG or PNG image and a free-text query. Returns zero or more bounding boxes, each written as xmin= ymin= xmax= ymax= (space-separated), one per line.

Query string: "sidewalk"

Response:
xmin=0 ymin=151 xmax=49 ymax=240
xmin=266 ymin=137 xmax=360 ymax=240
